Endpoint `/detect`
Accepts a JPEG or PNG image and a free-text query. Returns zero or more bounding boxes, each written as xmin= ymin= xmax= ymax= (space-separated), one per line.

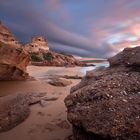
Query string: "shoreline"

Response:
xmin=0 ymin=66 xmax=84 ymax=140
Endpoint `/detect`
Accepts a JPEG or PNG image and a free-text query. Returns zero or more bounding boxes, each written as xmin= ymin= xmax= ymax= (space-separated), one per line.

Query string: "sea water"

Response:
xmin=80 ymin=61 xmax=109 ymax=75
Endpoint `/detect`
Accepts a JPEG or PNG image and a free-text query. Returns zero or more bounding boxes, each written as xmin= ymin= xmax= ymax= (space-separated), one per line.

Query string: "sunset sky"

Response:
xmin=0 ymin=0 xmax=140 ymax=58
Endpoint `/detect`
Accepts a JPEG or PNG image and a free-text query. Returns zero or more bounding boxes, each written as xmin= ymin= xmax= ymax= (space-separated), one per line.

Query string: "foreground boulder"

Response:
xmin=0 ymin=92 xmax=47 ymax=132
xmin=108 ymin=47 xmax=140 ymax=67
xmin=65 ymin=46 xmax=140 ymax=140
xmin=0 ymin=42 xmax=30 ymax=80
xmin=0 ymin=94 xmax=30 ymax=132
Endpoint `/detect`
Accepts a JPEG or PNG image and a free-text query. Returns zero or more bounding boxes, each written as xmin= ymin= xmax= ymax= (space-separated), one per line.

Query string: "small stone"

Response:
xmin=122 ymin=99 xmax=128 ymax=103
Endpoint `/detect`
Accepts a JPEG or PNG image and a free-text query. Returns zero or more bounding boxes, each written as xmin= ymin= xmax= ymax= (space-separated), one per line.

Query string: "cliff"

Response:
xmin=25 ymin=36 xmax=86 ymax=67
xmin=0 ymin=22 xmax=30 ymax=80
xmin=0 ymin=21 xmax=19 ymax=45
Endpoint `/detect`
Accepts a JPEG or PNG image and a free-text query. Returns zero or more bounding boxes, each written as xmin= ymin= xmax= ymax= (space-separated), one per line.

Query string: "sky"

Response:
xmin=0 ymin=0 xmax=140 ymax=58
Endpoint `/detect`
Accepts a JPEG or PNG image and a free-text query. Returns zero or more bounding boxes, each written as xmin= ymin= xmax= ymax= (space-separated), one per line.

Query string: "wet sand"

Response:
xmin=0 ymin=66 xmax=84 ymax=140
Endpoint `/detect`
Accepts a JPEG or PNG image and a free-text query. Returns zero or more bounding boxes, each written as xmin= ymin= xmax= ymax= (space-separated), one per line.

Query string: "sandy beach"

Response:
xmin=0 ymin=66 xmax=86 ymax=140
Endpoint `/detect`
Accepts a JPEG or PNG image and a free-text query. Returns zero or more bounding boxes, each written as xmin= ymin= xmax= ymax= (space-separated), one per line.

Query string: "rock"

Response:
xmin=0 ymin=21 xmax=20 ymax=45
xmin=48 ymin=78 xmax=72 ymax=87
xmin=0 ymin=94 xmax=30 ymax=132
xmin=24 ymin=35 xmax=86 ymax=67
xmin=0 ymin=22 xmax=30 ymax=80
xmin=0 ymin=41 xmax=30 ymax=80
xmin=0 ymin=92 xmax=47 ymax=132
xmin=25 ymin=36 xmax=49 ymax=53
xmin=65 ymin=46 xmax=140 ymax=140
xmin=40 ymin=96 xmax=59 ymax=107
xmin=108 ymin=46 xmax=140 ymax=67
xmin=25 ymin=92 xmax=47 ymax=105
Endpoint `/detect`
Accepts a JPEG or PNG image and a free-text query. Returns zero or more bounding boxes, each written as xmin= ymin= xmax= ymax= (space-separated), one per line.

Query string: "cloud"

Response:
xmin=0 ymin=0 xmax=140 ymax=58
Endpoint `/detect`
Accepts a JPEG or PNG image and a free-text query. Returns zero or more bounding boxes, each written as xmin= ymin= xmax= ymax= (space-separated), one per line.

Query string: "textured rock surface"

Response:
xmin=25 ymin=36 xmax=49 ymax=53
xmin=0 ymin=22 xmax=30 ymax=80
xmin=0 ymin=92 xmax=47 ymax=132
xmin=48 ymin=78 xmax=72 ymax=87
xmin=0 ymin=42 xmax=30 ymax=80
xmin=108 ymin=46 xmax=140 ymax=67
xmin=25 ymin=36 xmax=86 ymax=67
xmin=0 ymin=21 xmax=19 ymax=45
xmin=65 ymin=46 xmax=140 ymax=140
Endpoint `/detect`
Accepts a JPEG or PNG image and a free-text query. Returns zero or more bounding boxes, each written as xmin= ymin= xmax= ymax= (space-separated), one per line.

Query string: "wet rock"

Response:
xmin=0 ymin=94 xmax=30 ymax=132
xmin=65 ymin=46 xmax=140 ymax=140
xmin=48 ymin=78 xmax=72 ymax=87
xmin=26 ymin=92 xmax=47 ymax=105
xmin=0 ymin=92 xmax=47 ymax=132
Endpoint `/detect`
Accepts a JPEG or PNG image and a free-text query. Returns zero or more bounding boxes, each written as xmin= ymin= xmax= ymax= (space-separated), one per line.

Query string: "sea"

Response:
xmin=81 ymin=61 xmax=109 ymax=74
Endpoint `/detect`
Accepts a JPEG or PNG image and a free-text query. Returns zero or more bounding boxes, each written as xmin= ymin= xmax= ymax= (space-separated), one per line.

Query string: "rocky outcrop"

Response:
xmin=0 ymin=41 xmax=30 ymax=80
xmin=65 ymin=46 xmax=140 ymax=140
xmin=25 ymin=36 xmax=49 ymax=53
xmin=30 ymin=50 xmax=86 ymax=67
xmin=0 ymin=92 xmax=47 ymax=132
xmin=108 ymin=46 xmax=140 ymax=67
xmin=25 ymin=36 xmax=86 ymax=67
xmin=0 ymin=21 xmax=19 ymax=45
xmin=0 ymin=22 xmax=30 ymax=80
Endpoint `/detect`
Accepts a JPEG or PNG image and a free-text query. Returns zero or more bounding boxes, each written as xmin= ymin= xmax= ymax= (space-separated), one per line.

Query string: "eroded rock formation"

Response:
xmin=25 ymin=36 xmax=49 ymax=53
xmin=0 ymin=21 xmax=19 ymax=45
xmin=0 ymin=22 xmax=30 ymax=80
xmin=24 ymin=36 xmax=86 ymax=67
xmin=48 ymin=78 xmax=72 ymax=87
xmin=0 ymin=42 xmax=30 ymax=80
xmin=65 ymin=46 xmax=140 ymax=140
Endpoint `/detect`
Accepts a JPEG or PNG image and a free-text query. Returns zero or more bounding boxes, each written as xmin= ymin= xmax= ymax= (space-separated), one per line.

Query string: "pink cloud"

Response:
xmin=45 ymin=0 xmax=71 ymax=21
